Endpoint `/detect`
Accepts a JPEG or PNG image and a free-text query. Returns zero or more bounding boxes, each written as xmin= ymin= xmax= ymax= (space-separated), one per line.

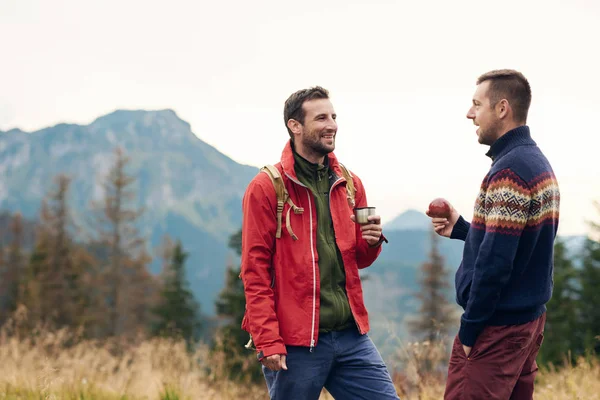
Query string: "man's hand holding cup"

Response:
xmin=351 ymin=207 xmax=383 ymax=246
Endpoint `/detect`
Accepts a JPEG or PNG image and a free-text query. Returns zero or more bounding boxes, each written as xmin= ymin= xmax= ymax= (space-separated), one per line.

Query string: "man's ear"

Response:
xmin=287 ymin=119 xmax=302 ymax=136
xmin=496 ymin=99 xmax=510 ymax=120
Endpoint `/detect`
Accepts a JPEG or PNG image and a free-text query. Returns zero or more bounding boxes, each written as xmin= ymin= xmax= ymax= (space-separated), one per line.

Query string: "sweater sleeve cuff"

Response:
xmin=450 ymin=216 xmax=470 ymax=241
xmin=458 ymin=321 xmax=484 ymax=347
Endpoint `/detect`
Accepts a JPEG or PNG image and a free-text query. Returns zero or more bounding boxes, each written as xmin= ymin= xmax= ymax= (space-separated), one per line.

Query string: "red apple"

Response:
xmin=428 ymin=198 xmax=452 ymax=218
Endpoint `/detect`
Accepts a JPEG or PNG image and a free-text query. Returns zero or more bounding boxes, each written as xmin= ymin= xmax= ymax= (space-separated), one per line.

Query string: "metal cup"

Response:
xmin=354 ymin=207 xmax=376 ymax=225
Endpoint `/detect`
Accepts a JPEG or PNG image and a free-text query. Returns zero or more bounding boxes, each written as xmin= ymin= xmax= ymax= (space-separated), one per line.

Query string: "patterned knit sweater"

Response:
xmin=451 ymin=125 xmax=560 ymax=347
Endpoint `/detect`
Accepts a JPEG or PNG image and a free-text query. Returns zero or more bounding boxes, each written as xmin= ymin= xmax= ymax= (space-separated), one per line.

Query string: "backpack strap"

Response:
xmin=260 ymin=165 xmax=304 ymax=240
xmin=338 ymin=163 xmax=356 ymax=208
xmin=261 ymin=165 xmax=285 ymax=238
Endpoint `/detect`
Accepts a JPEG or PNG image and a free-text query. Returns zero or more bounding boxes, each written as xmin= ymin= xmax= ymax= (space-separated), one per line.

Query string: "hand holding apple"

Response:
xmin=425 ymin=198 xmax=459 ymax=238
xmin=427 ymin=198 xmax=452 ymax=218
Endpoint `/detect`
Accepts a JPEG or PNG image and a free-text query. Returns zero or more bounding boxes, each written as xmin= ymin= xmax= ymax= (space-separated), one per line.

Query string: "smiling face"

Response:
xmin=288 ymin=98 xmax=337 ymax=163
xmin=466 ymin=80 xmax=503 ymax=146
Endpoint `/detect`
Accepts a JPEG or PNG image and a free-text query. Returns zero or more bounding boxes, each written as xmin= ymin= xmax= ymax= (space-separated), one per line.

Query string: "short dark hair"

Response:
xmin=477 ymin=69 xmax=532 ymax=123
xmin=283 ymin=86 xmax=329 ymax=138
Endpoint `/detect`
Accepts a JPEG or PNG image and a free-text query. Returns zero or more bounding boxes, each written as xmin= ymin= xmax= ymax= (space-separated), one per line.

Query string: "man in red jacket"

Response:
xmin=240 ymin=86 xmax=399 ymax=399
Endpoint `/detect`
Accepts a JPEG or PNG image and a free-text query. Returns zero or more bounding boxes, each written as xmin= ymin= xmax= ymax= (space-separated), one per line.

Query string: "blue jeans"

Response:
xmin=262 ymin=326 xmax=400 ymax=400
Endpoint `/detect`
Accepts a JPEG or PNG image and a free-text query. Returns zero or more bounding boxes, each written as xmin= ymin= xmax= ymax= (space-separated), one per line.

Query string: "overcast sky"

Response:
xmin=1 ymin=0 xmax=599 ymax=236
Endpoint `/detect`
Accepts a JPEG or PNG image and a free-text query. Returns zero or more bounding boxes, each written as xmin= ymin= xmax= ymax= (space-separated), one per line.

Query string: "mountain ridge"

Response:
xmin=0 ymin=108 xmax=259 ymax=314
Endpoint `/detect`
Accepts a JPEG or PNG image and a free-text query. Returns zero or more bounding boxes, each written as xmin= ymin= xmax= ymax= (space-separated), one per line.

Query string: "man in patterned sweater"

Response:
xmin=427 ymin=69 xmax=560 ymax=400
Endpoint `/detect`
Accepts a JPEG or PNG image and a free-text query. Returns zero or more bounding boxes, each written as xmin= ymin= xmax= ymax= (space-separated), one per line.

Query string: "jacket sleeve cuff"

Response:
xmin=369 ymin=233 xmax=388 ymax=247
xmin=458 ymin=321 xmax=484 ymax=347
xmin=450 ymin=216 xmax=470 ymax=241
xmin=256 ymin=343 xmax=287 ymax=361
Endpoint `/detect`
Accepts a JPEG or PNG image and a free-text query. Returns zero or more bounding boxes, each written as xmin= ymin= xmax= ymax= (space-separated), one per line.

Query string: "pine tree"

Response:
xmin=580 ymin=201 xmax=600 ymax=355
xmin=0 ymin=214 xmax=26 ymax=323
xmin=215 ymin=229 xmax=245 ymax=334
xmin=15 ymin=177 xmax=96 ymax=332
xmin=539 ymin=238 xmax=582 ymax=366
xmin=215 ymin=265 xmax=247 ymax=346
xmin=22 ymin=234 xmax=45 ymax=326
xmin=91 ymin=147 xmax=153 ymax=337
xmin=152 ymin=237 xmax=201 ymax=343
xmin=0 ymin=247 xmax=6 ymax=324
xmin=409 ymin=229 xmax=457 ymax=343
xmin=212 ymin=228 xmax=262 ymax=383
xmin=35 ymin=175 xmax=87 ymax=328
xmin=69 ymin=243 xmax=99 ymax=335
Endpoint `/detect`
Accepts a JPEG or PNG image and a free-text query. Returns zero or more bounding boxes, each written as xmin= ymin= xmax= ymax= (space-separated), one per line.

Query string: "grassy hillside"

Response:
xmin=0 ymin=321 xmax=596 ymax=400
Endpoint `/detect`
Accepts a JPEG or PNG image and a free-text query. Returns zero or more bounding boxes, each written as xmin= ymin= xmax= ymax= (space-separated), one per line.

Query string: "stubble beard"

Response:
xmin=478 ymin=119 xmax=502 ymax=146
xmin=303 ymin=130 xmax=335 ymax=157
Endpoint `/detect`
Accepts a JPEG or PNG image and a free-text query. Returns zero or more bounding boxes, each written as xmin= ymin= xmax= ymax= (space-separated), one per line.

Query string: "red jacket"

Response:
xmin=240 ymin=141 xmax=383 ymax=360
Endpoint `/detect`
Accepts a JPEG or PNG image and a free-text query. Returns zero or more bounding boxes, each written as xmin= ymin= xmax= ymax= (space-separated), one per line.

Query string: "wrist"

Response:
xmin=369 ymin=233 xmax=388 ymax=247
xmin=450 ymin=216 xmax=469 ymax=240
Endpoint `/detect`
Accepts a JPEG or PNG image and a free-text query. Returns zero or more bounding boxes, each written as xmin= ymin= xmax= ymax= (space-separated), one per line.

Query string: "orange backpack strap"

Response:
xmin=338 ymin=163 xmax=356 ymax=208
xmin=260 ymin=165 xmax=304 ymax=240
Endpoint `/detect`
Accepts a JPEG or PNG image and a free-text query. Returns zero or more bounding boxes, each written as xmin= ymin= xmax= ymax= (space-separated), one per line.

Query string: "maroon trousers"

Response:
xmin=444 ymin=313 xmax=546 ymax=400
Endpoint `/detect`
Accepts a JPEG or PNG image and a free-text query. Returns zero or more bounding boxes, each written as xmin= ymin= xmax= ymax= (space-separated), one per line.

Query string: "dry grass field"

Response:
xmin=0 ymin=320 xmax=598 ymax=400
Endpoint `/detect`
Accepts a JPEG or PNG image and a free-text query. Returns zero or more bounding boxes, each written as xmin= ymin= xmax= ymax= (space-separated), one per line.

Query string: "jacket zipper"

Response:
xmin=306 ymin=188 xmax=317 ymax=352
xmin=284 ymin=172 xmax=318 ymax=352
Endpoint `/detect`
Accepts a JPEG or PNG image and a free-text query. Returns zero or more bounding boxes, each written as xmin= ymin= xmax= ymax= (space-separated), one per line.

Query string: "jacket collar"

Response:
xmin=280 ymin=139 xmax=343 ymax=181
xmin=293 ymin=148 xmax=329 ymax=180
xmin=486 ymin=125 xmax=536 ymax=163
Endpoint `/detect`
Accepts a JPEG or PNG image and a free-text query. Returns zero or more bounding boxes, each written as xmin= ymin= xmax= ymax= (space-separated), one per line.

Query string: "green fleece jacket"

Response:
xmin=293 ymin=151 xmax=354 ymax=332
